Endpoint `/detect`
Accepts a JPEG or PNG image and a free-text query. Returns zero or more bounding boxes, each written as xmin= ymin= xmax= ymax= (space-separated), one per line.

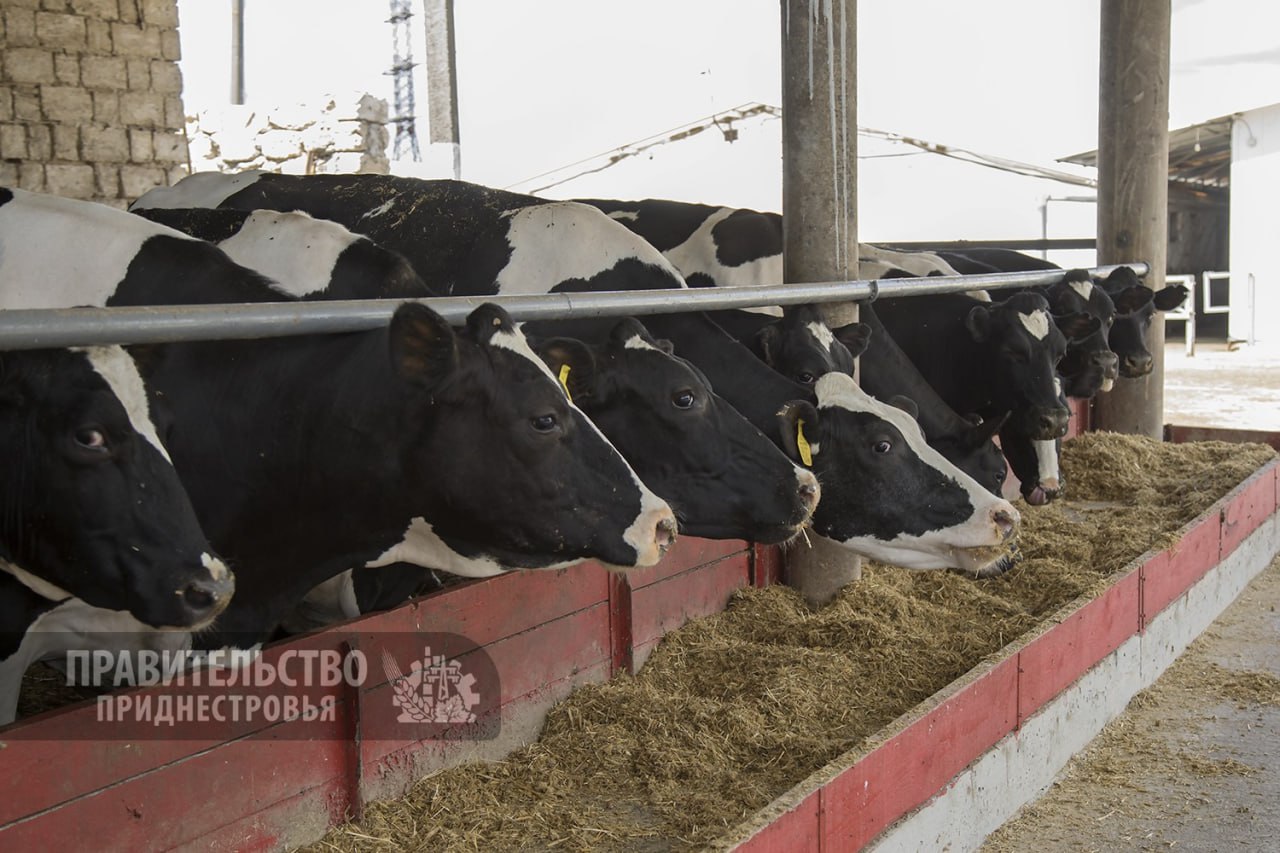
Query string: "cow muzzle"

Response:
xmin=1120 ymin=352 xmax=1153 ymax=377
xmin=175 ymin=561 xmax=235 ymax=629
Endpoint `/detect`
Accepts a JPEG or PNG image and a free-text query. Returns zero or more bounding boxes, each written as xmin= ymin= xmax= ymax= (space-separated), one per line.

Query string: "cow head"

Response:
xmin=751 ymin=304 xmax=870 ymax=385
xmin=1045 ymin=270 xmax=1120 ymax=398
xmin=929 ymin=411 xmax=1011 ymax=498
xmin=775 ymin=373 xmax=1020 ymax=576
xmin=537 ymin=318 xmax=819 ymax=544
xmin=0 ymin=347 xmax=233 ymax=629
xmin=1098 ymin=267 xmax=1189 ymax=378
xmin=964 ymin=292 xmax=1095 ymax=440
xmin=388 ymin=303 xmax=677 ymax=573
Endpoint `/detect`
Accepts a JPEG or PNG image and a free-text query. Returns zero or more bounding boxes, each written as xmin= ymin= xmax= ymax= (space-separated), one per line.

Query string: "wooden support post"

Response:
xmin=1092 ymin=0 xmax=1172 ymax=438
xmin=781 ymin=0 xmax=861 ymax=606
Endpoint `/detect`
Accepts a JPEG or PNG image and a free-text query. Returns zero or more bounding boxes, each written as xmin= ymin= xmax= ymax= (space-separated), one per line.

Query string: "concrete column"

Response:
xmin=781 ymin=0 xmax=860 ymax=606
xmin=1092 ymin=0 xmax=1171 ymax=438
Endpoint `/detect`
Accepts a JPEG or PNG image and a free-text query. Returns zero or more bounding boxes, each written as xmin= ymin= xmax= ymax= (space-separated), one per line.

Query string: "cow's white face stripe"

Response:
xmin=217 ymin=210 xmax=359 ymax=297
xmin=1034 ymin=440 xmax=1061 ymax=489
xmin=1019 ymin=310 xmax=1052 ymax=340
xmin=130 ymin=169 xmax=267 ymax=210
xmin=806 ymin=321 xmax=836 ymax=352
xmin=494 ymin=202 xmax=685 ymax=296
xmin=606 ymin=210 xmax=639 ymax=222
xmin=75 ymin=346 xmax=171 ymax=463
xmin=1068 ymin=278 xmax=1094 ymax=301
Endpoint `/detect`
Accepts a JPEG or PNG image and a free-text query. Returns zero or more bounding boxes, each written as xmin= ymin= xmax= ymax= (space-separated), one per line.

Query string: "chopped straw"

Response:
xmin=310 ymin=433 xmax=1275 ymax=852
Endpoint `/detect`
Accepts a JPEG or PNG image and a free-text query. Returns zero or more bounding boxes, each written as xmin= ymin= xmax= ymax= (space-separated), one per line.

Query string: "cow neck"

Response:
xmin=640 ymin=311 xmax=814 ymax=430
xmin=859 ymin=305 xmax=977 ymax=438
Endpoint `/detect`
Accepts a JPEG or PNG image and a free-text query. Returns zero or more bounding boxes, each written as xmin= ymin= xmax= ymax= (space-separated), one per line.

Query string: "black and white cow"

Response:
xmin=0 ymin=188 xmax=677 ymax=649
xmin=0 ymin=343 xmax=235 ymax=724
xmin=129 ymin=204 xmax=821 ymax=546
xmin=1096 ymin=265 xmax=1190 ymax=378
xmin=134 ymin=172 xmax=1023 ymax=575
xmin=713 ymin=304 xmax=1011 ymax=498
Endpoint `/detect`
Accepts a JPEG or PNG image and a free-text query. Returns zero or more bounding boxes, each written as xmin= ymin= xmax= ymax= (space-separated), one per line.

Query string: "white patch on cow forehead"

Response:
xmin=623 ymin=335 xmax=661 ymax=352
xmin=1053 ymin=376 xmax=1063 ymax=396
xmin=217 ymin=210 xmax=359 ymax=297
xmin=74 ymin=346 xmax=172 ymax=462
xmin=131 ymin=170 xmax=266 ymax=210
xmin=606 ymin=210 xmax=639 ymax=222
xmin=1019 ymin=310 xmax=1051 ymax=340
xmin=365 ymin=518 xmax=579 ymax=578
xmin=495 ymin=202 xmax=686 ymax=295
xmin=806 ymin=322 xmax=836 ymax=351
xmin=488 ymin=327 xmax=560 ymax=384
xmin=1068 ymin=278 xmax=1094 ymax=300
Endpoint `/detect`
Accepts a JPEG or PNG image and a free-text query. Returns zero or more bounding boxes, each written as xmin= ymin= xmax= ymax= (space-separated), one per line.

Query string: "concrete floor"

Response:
xmin=979 ymin=344 xmax=1280 ymax=851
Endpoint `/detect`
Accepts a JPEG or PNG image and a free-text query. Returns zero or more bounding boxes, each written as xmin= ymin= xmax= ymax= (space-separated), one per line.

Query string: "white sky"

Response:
xmin=176 ymin=0 xmax=1279 ymax=250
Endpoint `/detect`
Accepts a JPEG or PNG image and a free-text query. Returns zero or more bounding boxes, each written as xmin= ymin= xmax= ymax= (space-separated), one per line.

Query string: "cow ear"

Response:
xmin=965 ymin=305 xmax=992 ymax=342
xmin=389 ymin=303 xmax=458 ymax=389
xmin=1111 ymin=285 xmax=1155 ymax=314
xmin=775 ymin=400 xmax=821 ymax=466
xmin=1053 ymin=311 xmax=1102 ymax=341
xmin=609 ymin=316 xmax=652 ymax=346
xmin=753 ymin=323 xmax=782 ymax=367
xmin=833 ymin=322 xmax=872 ymax=359
xmin=968 ymin=410 xmax=1010 ymax=445
xmin=537 ymin=337 xmax=597 ymax=402
xmin=465 ymin=302 xmax=517 ymax=344
xmin=1154 ymin=284 xmax=1189 ymax=312
xmin=887 ymin=394 xmax=919 ymax=421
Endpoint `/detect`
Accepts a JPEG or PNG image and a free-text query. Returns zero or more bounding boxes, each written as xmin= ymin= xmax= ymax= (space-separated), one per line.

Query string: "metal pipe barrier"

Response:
xmin=0 ymin=263 xmax=1148 ymax=351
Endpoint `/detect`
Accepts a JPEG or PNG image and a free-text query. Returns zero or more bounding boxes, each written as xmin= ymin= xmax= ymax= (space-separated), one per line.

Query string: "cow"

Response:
xmin=128 ymin=204 xmax=821 ymax=546
xmin=712 ymin=303 xmax=1011 ymax=498
xmin=0 ymin=344 xmax=235 ymax=724
xmin=1096 ymin=265 xmax=1190 ymax=378
xmin=926 ymin=248 xmax=1188 ymax=380
xmin=0 ymin=188 xmax=677 ymax=650
xmin=134 ymin=172 xmax=1023 ymax=576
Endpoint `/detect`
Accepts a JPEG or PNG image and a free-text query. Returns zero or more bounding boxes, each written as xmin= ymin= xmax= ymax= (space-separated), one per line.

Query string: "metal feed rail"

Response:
xmin=0 ymin=263 xmax=1148 ymax=351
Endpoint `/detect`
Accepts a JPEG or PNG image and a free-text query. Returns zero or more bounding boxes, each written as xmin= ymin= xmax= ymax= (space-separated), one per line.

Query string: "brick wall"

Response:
xmin=0 ymin=0 xmax=187 ymax=207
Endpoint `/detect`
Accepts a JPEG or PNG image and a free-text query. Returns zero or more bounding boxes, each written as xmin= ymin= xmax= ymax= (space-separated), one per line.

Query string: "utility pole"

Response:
xmin=423 ymin=0 xmax=461 ymax=179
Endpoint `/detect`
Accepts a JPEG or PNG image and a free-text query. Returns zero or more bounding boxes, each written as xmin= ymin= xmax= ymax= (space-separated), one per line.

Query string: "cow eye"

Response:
xmin=530 ymin=414 xmax=558 ymax=433
xmin=672 ymin=390 xmax=696 ymax=409
xmin=74 ymin=427 xmax=110 ymax=453
xmin=797 ymin=371 xmax=816 ymax=385
xmin=873 ymin=439 xmax=892 ymax=454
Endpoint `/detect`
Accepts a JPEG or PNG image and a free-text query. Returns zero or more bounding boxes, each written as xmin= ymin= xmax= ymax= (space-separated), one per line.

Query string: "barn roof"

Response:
xmin=1060 ymin=113 xmax=1236 ymax=190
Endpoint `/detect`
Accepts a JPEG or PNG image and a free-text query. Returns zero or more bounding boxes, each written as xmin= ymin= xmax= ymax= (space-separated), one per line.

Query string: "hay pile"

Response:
xmin=312 ymin=433 xmax=1275 ymax=853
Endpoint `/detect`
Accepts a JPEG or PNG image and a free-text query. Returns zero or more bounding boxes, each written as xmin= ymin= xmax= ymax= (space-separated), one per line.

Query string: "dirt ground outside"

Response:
xmin=981 ymin=554 xmax=1280 ymax=853
xmin=1163 ymin=339 xmax=1280 ymax=432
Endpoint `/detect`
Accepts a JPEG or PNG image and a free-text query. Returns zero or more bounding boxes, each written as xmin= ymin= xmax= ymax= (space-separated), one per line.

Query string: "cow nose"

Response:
xmin=1095 ymin=351 xmax=1120 ymax=379
xmin=1038 ymin=408 xmax=1070 ymax=438
xmin=797 ymin=469 xmax=821 ymax=511
xmin=654 ymin=515 xmax=677 ymax=555
xmin=992 ymin=506 xmax=1019 ymax=541
xmin=1123 ymin=353 xmax=1153 ymax=376
xmin=179 ymin=574 xmax=234 ymax=620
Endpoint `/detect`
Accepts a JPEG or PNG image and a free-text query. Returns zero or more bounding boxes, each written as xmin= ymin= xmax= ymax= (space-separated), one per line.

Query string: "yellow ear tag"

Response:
xmin=557 ymin=363 xmax=573 ymax=403
xmin=796 ymin=419 xmax=813 ymax=467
